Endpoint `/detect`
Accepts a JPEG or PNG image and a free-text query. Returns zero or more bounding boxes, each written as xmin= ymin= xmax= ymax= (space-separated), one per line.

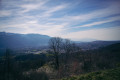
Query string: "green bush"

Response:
xmin=61 ymin=67 xmax=120 ymax=80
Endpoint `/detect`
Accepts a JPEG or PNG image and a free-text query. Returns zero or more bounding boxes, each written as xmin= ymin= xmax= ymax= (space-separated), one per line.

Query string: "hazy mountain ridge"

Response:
xmin=0 ymin=32 xmax=120 ymax=50
xmin=0 ymin=32 xmax=50 ymax=49
xmin=78 ymin=40 xmax=120 ymax=50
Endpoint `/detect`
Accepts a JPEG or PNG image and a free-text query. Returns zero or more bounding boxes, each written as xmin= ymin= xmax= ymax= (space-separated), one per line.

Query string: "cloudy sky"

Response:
xmin=0 ymin=0 xmax=120 ymax=41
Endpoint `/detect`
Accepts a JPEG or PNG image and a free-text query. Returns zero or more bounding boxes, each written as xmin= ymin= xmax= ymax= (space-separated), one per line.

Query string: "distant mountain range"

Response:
xmin=0 ymin=32 xmax=120 ymax=50
xmin=78 ymin=40 xmax=120 ymax=50
xmin=75 ymin=38 xmax=97 ymax=42
xmin=0 ymin=32 xmax=50 ymax=49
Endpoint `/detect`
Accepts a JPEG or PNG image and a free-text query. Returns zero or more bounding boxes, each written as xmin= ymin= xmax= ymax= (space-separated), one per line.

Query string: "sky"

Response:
xmin=0 ymin=0 xmax=120 ymax=41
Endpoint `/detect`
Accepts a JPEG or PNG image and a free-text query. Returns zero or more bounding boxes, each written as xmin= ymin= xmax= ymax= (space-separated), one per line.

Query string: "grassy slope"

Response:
xmin=61 ymin=67 xmax=120 ymax=80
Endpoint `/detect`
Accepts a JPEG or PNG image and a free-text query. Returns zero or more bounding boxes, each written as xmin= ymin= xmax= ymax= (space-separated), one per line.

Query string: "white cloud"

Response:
xmin=37 ymin=4 xmax=68 ymax=18
xmin=62 ymin=27 xmax=120 ymax=41
xmin=51 ymin=2 xmax=120 ymax=24
xmin=26 ymin=20 xmax=38 ymax=24
xmin=0 ymin=19 xmax=66 ymax=37
xmin=45 ymin=4 xmax=67 ymax=14
xmin=0 ymin=10 xmax=12 ymax=17
xmin=20 ymin=2 xmax=46 ymax=13
xmin=38 ymin=24 xmax=65 ymax=36
xmin=68 ymin=16 xmax=120 ymax=29
xmin=0 ymin=0 xmax=120 ymax=41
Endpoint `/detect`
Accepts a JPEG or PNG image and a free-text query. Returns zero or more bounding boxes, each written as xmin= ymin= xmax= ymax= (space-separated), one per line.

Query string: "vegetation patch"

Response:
xmin=61 ymin=67 xmax=120 ymax=80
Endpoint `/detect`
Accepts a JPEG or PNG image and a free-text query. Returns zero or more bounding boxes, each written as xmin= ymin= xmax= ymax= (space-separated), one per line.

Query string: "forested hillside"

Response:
xmin=0 ymin=37 xmax=120 ymax=80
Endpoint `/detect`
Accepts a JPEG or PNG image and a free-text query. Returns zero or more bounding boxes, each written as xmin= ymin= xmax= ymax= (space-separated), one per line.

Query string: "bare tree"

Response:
xmin=63 ymin=39 xmax=81 ymax=63
xmin=62 ymin=39 xmax=81 ymax=76
xmin=63 ymin=39 xmax=72 ymax=63
xmin=49 ymin=37 xmax=63 ymax=70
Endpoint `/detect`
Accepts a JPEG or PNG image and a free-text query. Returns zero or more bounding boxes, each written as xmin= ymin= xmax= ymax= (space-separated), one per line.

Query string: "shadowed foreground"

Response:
xmin=61 ymin=67 xmax=120 ymax=80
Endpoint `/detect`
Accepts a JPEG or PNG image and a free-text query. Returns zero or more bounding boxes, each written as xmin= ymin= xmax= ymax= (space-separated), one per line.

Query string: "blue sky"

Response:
xmin=0 ymin=0 xmax=120 ymax=41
